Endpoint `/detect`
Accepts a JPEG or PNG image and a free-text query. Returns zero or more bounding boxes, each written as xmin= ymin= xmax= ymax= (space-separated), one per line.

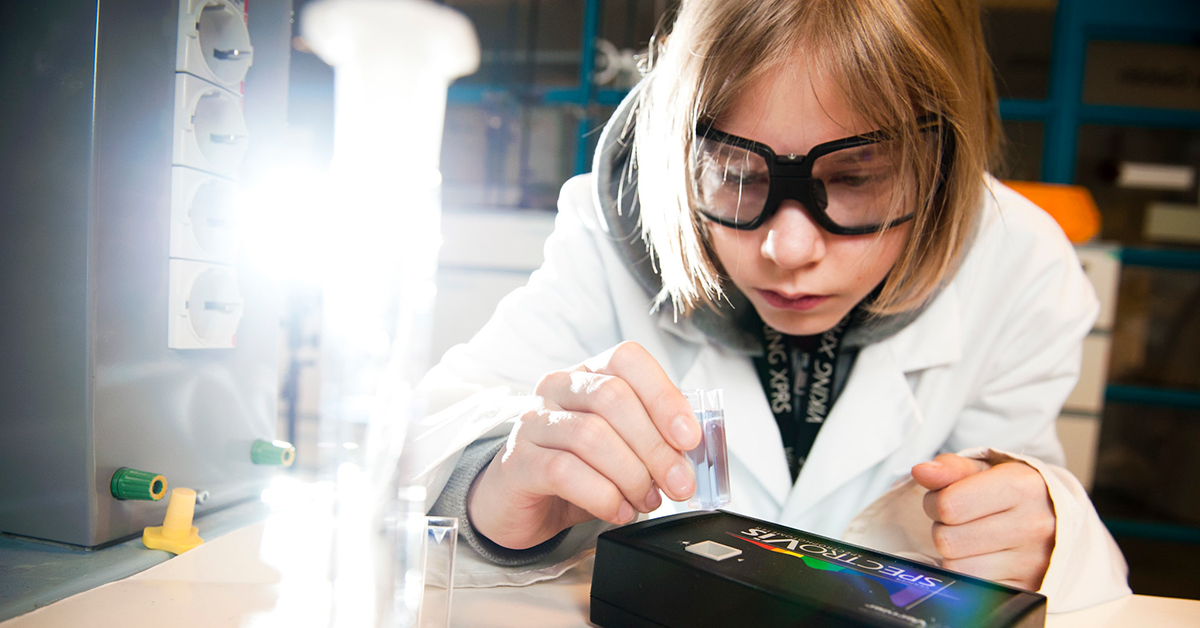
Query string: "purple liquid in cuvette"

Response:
xmin=687 ymin=409 xmax=730 ymax=510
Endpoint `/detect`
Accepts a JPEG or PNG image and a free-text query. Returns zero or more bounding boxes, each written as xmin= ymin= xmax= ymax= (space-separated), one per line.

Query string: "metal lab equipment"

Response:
xmin=0 ymin=0 xmax=292 ymax=547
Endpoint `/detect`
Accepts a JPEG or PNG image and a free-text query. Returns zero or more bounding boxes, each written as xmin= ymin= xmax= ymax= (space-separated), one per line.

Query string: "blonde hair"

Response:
xmin=634 ymin=0 xmax=1000 ymax=317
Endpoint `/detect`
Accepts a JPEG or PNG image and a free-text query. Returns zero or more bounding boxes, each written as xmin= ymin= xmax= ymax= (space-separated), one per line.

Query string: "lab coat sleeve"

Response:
xmin=405 ymin=175 xmax=627 ymax=577
xmin=937 ymin=184 xmax=1129 ymax=610
xmin=421 ymin=175 xmax=623 ymax=402
xmin=408 ymin=176 xmax=622 ymax=494
xmin=1003 ymin=450 xmax=1132 ymax=612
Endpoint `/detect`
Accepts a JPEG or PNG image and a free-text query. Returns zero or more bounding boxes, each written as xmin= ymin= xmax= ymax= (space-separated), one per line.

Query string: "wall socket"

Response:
xmin=176 ymin=0 xmax=253 ymax=91
xmin=170 ymin=167 xmax=239 ymax=265
xmin=168 ymin=259 xmax=245 ymax=350
xmin=172 ymin=73 xmax=249 ymax=179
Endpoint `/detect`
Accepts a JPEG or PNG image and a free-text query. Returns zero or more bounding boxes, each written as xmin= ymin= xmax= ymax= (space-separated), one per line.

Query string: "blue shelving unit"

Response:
xmin=1106 ymin=384 xmax=1200 ymax=411
xmin=1018 ymin=0 xmax=1200 ymax=545
xmin=1103 ymin=518 xmax=1200 ymax=546
xmin=1004 ymin=0 xmax=1200 ymax=434
xmin=995 ymin=0 xmax=1200 ymax=183
xmin=447 ymin=0 xmax=610 ymax=175
xmin=1121 ymin=247 xmax=1200 ymax=272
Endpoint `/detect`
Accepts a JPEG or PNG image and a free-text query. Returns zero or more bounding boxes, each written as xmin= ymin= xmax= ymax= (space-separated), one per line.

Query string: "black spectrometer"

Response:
xmin=591 ymin=511 xmax=1046 ymax=628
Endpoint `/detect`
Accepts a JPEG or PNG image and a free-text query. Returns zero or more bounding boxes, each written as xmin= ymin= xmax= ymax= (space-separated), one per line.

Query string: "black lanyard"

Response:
xmin=753 ymin=315 xmax=850 ymax=481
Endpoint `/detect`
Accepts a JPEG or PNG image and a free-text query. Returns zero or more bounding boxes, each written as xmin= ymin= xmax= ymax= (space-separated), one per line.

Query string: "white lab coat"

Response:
xmin=408 ymin=174 xmax=1130 ymax=612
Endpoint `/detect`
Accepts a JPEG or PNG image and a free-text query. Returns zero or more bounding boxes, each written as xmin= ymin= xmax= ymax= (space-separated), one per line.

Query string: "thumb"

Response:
xmin=911 ymin=453 xmax=991 ymax=492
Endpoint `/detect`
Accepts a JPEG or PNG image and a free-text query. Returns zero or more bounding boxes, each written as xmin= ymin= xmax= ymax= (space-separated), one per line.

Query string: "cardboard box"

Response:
xmin=1144 ymin=202 xmax=1200 ymax=245
xmin=1083 ymin=41 xmax=1200 ymax=112
xmin=592 ymin=511 xmax=1046 ymax=628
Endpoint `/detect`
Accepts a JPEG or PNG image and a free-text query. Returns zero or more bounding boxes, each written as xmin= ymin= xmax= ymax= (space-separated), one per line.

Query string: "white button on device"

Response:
xmin=685 ymin=540 xmax=743 ymax=562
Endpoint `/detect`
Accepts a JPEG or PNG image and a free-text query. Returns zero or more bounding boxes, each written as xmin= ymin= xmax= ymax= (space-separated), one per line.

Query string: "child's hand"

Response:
xmin=911 ymin=453 xmax=1056 ymax=591
xmin=466 ymin=341 xmax=701 ymax=550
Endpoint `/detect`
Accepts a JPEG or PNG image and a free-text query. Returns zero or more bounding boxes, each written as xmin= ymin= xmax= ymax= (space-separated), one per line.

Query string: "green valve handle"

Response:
xmin=110 ymin=468 xmax=168 ymax=501
xmin=251 ymin=440 xmax=295 ymax=467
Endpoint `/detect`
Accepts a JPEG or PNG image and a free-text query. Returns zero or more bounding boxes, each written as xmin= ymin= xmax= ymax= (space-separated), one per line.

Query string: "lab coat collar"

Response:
xmin=881 ymin=287 xmax=962 ymax=373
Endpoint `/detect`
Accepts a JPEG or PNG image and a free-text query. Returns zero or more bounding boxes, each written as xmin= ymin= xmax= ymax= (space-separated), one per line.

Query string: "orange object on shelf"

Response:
xmin=1003 ymin=180 xmax=1101 ymax=244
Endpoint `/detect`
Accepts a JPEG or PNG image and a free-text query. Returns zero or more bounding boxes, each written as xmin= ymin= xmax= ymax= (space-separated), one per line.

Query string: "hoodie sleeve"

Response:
xmin=427 ymin=436 xmax=569 ymax=566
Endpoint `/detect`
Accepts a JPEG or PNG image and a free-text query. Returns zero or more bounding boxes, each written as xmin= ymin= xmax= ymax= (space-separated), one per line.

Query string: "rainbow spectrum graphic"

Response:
xmin=730 ymin=531 xmax=957 ymax=609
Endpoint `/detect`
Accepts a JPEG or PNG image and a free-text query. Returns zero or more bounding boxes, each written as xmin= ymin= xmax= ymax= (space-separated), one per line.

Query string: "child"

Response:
xmin=414 ymin=0 xmax=1129 ymax=611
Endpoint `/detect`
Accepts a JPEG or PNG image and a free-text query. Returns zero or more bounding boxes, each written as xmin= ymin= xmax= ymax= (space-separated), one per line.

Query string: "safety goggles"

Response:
xmin=691 ymin=116 xmax=945 ymax=236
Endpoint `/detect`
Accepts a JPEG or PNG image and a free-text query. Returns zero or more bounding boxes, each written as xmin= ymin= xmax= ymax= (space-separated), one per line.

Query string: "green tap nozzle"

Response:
xmin=251 ymin=439 xmax=295 ymax=467
xmin=110 ymin=468 xmax=168 ymax=501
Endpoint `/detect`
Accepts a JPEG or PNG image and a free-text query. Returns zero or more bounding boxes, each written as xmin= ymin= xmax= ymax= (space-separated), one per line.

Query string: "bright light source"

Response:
xmin=292 ymin=3 xmax=480 ymax=625
xmin=297 ymin=0 xmax=480 ymax=449
xmin=235 ymin=166 xmax=334 ymax=284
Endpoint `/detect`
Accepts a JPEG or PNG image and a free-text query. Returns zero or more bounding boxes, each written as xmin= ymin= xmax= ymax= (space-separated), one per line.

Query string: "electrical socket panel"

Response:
xmin=169 ymin=0 xmax=248 ymax=351
xmin=172 ymin=73 xmax=248 ymax=179
xmin=170 ymin=167 xmax=239 ymax=265
xmin=176 ymin=0 xmax=253 ymax=91
xmin=168 ymin=258 xmax=244 ymax=349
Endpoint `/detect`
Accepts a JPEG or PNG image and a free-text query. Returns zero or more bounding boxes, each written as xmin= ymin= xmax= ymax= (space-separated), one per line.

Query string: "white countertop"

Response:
xmin=4 ymin=480 xmax=1197 ymax=628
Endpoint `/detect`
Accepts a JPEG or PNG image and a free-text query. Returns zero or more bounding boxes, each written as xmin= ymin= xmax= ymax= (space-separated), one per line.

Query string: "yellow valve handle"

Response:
xmin=143 ymin=488 xmax=204 ymax=554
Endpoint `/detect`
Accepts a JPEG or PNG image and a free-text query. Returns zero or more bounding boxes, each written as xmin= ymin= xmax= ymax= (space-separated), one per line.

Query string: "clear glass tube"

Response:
xmin=418 ymin=516 xmax=458 ymax=628
xmin=683 ymin=389 xmax=731 ymax=511
xmin=385 ymin=486 xmax=428 ymax=628
xmin=298 ymin=4 xmax=478 ymax=627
